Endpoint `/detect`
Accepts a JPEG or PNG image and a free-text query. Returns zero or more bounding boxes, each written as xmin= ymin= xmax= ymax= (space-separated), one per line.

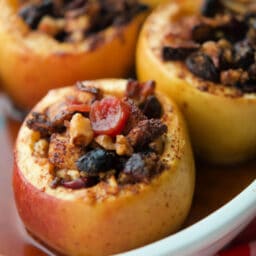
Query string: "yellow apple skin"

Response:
xmin=13 ymin=79 xmax=195 ymax=256
xmin=136 ymin=0 xmax=256 ymax=164
xmin=0 ymin=0 xmax=146 ymax=110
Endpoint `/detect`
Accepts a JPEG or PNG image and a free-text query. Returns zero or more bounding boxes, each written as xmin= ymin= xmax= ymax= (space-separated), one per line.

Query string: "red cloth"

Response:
xmin=217 ymin=218 xmax=256 ymax=256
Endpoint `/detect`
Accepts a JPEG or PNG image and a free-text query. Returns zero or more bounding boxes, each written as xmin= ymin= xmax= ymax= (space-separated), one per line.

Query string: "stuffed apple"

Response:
xmin=0 ymin=0 xmax=147 ymax=110
xmin=13 ymin=79 xmax=195 ymax=256
xmin=137 ymin=0 xmax=256 ymax=164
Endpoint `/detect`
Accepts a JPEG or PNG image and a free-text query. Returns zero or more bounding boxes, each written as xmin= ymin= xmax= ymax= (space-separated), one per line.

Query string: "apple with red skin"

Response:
xmin=13 ymin=79 xmax=195 ymax=255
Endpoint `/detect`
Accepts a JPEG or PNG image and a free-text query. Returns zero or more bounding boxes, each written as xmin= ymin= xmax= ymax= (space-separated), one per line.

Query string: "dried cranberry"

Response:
xmin=61 ymin=178 xmax=86 ymax=189
xmin=186 ymin=52 xmax=219 ymax=82
xmin=76 ymin=149 xmax=116 ymax=176
xmin=61 ymin=177 xmax=98 ymax=189
xmin=90 ymin=97 xmax=130 ymax=136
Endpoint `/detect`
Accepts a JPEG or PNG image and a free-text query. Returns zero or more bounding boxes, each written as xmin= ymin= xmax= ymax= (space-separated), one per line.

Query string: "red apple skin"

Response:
xmin=13 ymin=160 xmax=67 ymax=252
xmin=13 ymin=81 xmax=195 ymax=256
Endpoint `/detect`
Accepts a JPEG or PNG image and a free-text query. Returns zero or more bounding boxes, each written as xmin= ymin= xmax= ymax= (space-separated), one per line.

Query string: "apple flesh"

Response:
xmin=13 ymin=79 xmax=195 ymax=256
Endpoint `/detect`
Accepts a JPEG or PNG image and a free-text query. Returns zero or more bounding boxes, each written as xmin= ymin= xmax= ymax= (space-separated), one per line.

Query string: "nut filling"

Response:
xmin=162 ymin=0 xmax=256 ymax=93
xmin=26 ymin=80 xmax=168 ymax=189
xmin=18 ymin=0 xmax=148 ymax=43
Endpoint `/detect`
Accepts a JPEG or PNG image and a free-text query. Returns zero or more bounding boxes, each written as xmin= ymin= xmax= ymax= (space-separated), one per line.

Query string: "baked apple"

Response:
xmin=136 ymin=0 xmax=256 ymax=164
xmin=13 ymin=79 xmax=195 ymax=256
xmin=0 ymin=0 xmax=147 ymax=110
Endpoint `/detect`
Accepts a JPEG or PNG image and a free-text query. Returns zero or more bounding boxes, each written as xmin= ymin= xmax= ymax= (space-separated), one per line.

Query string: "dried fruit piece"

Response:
xmin=76 ymin=149 xmax=116 ymax=176
xmin=90 ymin=97 xmax=130 ymax=136
xmin=139 ymin=95 xmax=162 ymax=119
xmin=123 ymin=152 xmax=159 ymax=182
xmin=162 ymin=43 xmax=199 ymax=60
xmin=186 ymin=52 xmax=219 ymax=82
xmin=126 ymin=119 xmax=167 ymax=148
xmin=201 ymin=0 xmax=222 ymax=17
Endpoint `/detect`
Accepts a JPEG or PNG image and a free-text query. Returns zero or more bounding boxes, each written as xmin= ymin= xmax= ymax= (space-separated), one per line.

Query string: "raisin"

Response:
xmin=186 ymin=52 xmax=219 ymax=82
xmin=76 ymin=149 xmax=116 ymax=176
xmin=220 ymin=17 xmax=248 ymax=43
xmin=236 ymin=83 xmax=256 ymax=93
xmin=125 ymin=79 xmax=155 ymax=102
xmin=19 ymin=0 xmax=54 ymax=29
xmin=162 ymin=45 xmax=199 ymax=60
xmin=19 ymin=6 xmax=42 ymax=29
xmin=140 ymin=95 xmax=162 ymax=119
xmin=37 ymin=0 xmax=54 ymax=14
xmin=201 ymin=0 xmax=222 ymax=17
xmin=123 ymin=152 xmax=158 ymax=182
xmin=192 ymin=23 xmax=214 ymax=43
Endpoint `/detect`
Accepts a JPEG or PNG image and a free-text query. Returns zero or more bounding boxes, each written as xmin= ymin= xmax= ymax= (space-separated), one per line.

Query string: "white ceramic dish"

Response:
xmin=118 ymin=180 xmax=256 ymax=256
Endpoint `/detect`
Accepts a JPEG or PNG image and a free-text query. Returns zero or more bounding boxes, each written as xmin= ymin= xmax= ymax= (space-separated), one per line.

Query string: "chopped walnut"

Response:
xmin=38 ymin=16 xmax=65 ymax=36
xmin=69 ymin=113 xmax=94 ymax=146
xmin=115 ymin=135 xmax=133 ymax=156
xmin=220 ymin=69 xmax=249 ymax=87
xmin=95 ymin=135 xmax=115 ymax=150
xmin=56 ymin=169 xmax=80 ymax=181
xmin=106 ymin=175 xmax=119 ymax=195
xmin=65 ymin=16 xmax=90 ymax=33
xmin=67 ymin=170 xmax=80 ymax=180
xmin=33 ymin=139 xmax=49 ymax=158
xmin=56 ymin=169 xmax=69 ymax=179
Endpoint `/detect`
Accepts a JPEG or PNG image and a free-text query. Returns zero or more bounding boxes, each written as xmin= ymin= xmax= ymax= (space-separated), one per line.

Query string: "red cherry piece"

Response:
xmin=90 ymin=97 xmax=130 ymax=136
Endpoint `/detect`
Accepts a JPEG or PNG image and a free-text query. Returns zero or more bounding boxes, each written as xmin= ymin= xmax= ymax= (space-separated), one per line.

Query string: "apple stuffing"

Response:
xmin=18 ymin=0 xmax=148 ymax=43
xmin=26 ymin=79 xmax=167 ymax=190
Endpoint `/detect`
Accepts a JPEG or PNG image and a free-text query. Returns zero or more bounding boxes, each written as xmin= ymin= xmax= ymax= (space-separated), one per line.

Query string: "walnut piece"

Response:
xmin=69 ymin=113 xmax=94 ymax=146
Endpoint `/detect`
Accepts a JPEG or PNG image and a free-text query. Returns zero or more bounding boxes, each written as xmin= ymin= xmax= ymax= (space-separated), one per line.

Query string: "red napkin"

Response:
xmin=217 ymin=218 xmax=256 ymax=256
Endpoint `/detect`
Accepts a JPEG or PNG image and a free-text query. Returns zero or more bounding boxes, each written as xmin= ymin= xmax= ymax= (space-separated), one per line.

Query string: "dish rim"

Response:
xmin=118 ymin=180 xmax=256 ymax=256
